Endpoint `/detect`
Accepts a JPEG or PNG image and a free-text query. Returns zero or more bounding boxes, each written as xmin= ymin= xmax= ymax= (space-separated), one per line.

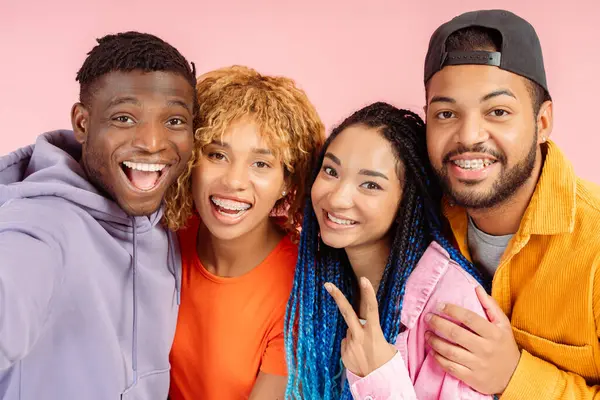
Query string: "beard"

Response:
xmin=434 ymin=132 xmax=538 ymax=210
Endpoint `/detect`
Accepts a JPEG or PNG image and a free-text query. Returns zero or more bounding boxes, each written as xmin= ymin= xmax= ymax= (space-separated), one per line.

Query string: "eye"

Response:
xmin=323 ymin=166 xmax=338 ymax=177
xmin=113 ymin=115 xmax=134 ymax=124
xmin=489 ymin=109 xmax=510 ymax=117
xmin=436 ymin=111 xmax=455 ymax=120
xmin=253 ymin=161 xmax=270 ymax=169
xmin=207 ymin=152 xmax=226 ymax=161
xmin=360 ymin=182 xmax=382 ymax=190
xmin=167 ymin=117 xmax=185 ymax=126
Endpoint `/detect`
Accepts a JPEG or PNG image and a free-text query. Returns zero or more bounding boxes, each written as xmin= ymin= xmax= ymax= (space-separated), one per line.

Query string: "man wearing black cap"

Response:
xmin=422 ymin=9 xmax=600 ymax=399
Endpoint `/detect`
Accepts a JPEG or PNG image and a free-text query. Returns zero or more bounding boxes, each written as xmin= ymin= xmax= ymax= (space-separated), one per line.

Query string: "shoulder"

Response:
xmin=431 ymin=258 xmax=485 ymax=315
xmin=576 ymin=177 xmax=600 ymax=218
xmin=260 ymin=234 xmax=298 ymax=276
xmin=0 ymin=197 xmax=81 ymax=241
xmin=410 ymin=241 xmax=480 ymax=291
xmin=427 ymin=242 xmax=483 ymax=311
xmin=176 ymin=216 xmax=202 ymax=262
xmin=402 ymin=242 xmax=485 ymax=328
xmin=274 ymin=235 xmax=299 ymax=267
xmin=255 ymin=235 xmax=298 ymax=298
xmin=568 ymin=177 xmax=600 ymax=260
xmin=0 ymin=198 xmax=87 ymax=271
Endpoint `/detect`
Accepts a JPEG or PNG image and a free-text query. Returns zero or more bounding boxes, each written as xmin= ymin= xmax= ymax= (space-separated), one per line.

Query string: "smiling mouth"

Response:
xmin=326 ymin=211 xmax=357 ymax=226
xmin=210 ymin=196 xmax=252 ymax=217
xmin=121 ymin=161 xmax=168 ymax=192
xmin=450 ymin=158 xmax=496 ymax=171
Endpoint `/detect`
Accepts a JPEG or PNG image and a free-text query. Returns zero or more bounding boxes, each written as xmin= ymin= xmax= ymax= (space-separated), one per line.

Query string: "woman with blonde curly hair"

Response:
xmin=165 ymin=65 xmax=325 ymax=400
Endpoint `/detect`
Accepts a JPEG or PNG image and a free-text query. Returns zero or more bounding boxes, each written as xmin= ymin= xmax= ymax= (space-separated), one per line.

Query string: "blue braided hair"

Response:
xmin=284 ymin=102 xmax=490 ymax=399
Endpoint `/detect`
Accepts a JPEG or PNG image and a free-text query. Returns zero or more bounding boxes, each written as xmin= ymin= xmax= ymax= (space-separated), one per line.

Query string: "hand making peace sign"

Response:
xmin=325 ymin=277 xmax=398 ymax=378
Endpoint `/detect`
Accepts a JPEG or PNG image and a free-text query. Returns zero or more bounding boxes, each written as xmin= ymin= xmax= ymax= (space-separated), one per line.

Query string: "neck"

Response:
xmin=345 ymin=238 xmax=390 ymax=318
xmin=196 ymin=217 xmax=284 ymax=277
xmin=468 ymin=152 xmax=544 ymax=236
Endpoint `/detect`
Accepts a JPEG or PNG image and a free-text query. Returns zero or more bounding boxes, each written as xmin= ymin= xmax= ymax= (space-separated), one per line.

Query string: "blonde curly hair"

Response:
xmin=163 ymin=65 xmax=325 ymax=237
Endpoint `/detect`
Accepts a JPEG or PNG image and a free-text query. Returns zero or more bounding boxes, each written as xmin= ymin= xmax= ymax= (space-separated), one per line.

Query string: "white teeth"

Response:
xmin=453 ymin=159 xmax=494 ymax=170
xmin=327 ymin=213 xmax=356 ymax=226
xmin=123 ymin=161 xmax=166 ymax=172
xmin=211 ymin=196 xmax=252 ymax=211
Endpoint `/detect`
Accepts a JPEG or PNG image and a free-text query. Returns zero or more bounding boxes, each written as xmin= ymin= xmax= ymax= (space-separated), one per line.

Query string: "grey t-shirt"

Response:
xmin=467 ymin=217 xmax=513 ymax=278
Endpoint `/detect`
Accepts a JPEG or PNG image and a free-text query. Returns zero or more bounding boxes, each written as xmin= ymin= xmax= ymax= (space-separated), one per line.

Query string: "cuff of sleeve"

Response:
xmin=501 ymin=350 xmax=559 ymax=400
xmin=346 ymin=351 xmax=414 ymax=400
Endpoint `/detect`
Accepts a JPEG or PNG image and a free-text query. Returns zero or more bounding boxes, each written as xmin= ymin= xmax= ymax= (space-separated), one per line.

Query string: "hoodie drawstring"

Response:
xmin=125 ymin=218 xmax=178 ymax=396
xmin=167 ymin=231 xmax=181 ymax=305
xmin=131 ymin=218 xmax=138 ymax=384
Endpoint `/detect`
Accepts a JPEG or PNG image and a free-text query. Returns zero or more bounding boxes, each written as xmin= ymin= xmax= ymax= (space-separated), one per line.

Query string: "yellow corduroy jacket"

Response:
xmin=444 ymin=140 xmax=600 ymax=399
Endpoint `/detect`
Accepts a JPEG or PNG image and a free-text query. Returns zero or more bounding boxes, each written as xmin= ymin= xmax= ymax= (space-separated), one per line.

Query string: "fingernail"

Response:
xmin=436 ymin=302 xmax=446 ymax=312
xmin=360 ymin=277 xmax=368 ymax=288
xmin=324 ymin=283 xmax=333 ymax=293
xmin=425 ymin=313 xmax=432 ymax=322
xmin=424 ymin=331 xmax=431 ymax=340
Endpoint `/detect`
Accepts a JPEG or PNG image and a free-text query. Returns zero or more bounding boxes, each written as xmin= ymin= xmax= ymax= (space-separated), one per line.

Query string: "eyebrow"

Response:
xmin=324 ymin=153 xmax=388 ymax=180
xmin=107 ymin=97 xmax=192 ymax=115
xmin=429 ymin=89 xmax=517 ymax=106
xmin=211 ymin=140 xmax=273 ymax=155
xmin=481 ymin=89 xmax=516 ymax=102
xmin=359 ymin=169 xmax=389 ymax=180
xmin=167 ymin=99 xmax=193 ymax=115
xmin=429 ymin=95 xmax=456 ymax=105
xmin=107 ymin=96 xmax=141 ymax=108
xmin=324 ymin=153 xmax=341 ymax=165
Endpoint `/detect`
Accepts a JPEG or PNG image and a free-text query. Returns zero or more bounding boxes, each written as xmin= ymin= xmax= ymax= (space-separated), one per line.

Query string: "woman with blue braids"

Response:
xmin=284 ymin=102 xmax=493 ymax=399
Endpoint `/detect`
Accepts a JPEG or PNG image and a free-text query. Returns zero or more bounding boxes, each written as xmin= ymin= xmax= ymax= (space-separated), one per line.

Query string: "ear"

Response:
xmin=279 ymin=184 xmax=288 ymax=200
xmin=71 ymin=103 xmax=90 ymax=144
xmin=423 ymin=83 xmax=430 ymax=121
xmin=280 ymin=175 xmax=292 ymax=199
xmin=536 ymin=100 xmax=553 ymax=144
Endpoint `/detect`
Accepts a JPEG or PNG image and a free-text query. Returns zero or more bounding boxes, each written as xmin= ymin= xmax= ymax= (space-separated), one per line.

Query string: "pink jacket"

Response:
xmin=346 ymin=241 xmax=492 ymax=400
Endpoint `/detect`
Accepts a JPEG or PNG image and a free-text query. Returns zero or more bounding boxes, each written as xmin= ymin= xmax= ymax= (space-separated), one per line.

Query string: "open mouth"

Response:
xmin=210 ymin=196 xmax=253 ymax=218
xmin=120 ymin=161 xmax=168 ymax=192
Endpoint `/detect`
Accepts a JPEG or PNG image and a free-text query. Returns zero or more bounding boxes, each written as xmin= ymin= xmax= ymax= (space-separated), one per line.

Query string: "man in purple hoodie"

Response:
xmin=0 ymin=32 xmax=196 ymax=399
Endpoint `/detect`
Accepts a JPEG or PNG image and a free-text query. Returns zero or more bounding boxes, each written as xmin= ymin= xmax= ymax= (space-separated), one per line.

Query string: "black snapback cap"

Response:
xmin=424 ymin=9 xmax=550 ymax=96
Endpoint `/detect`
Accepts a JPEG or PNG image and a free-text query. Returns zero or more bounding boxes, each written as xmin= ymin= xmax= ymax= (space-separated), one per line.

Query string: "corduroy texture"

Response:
xmin=444 ymin=140 xmax=600 ymax=399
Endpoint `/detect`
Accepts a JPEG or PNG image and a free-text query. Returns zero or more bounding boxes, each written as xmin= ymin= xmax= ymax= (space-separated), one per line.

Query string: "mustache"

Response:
xmin=442 ymin=144 xmax=506 ymax=164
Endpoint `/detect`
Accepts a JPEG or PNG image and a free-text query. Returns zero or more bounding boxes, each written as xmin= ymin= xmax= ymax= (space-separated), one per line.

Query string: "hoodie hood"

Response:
xmin=0 ymin=129 xmax=162 ymax=230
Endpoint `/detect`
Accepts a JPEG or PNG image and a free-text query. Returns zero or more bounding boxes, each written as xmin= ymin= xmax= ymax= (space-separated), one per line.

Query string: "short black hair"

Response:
xmin=444 ymin=27 xmax=551 ymax=116
xmin=76 ymin=31 xmax=197 ymax=113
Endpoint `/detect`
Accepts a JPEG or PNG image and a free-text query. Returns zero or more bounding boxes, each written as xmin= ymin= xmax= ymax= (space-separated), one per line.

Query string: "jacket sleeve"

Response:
xmin=346 ymin=350 xmax=417 ymax=400
xmin=345 ymin=283 xmax=492 ymax=399
xmin=0 ymin=202 xmax=63 ymax=370
xmin=346 ymin=347 xmax=492 ymax=400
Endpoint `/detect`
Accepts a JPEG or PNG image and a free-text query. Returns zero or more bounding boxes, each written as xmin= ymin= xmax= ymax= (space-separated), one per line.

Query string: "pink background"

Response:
xmin=1 ymin=0 xmax=598 ymax=182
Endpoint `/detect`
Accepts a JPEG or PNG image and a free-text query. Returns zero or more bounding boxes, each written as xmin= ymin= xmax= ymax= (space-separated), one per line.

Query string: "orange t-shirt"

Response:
xmin=169 ymin=216 xmax=297 ymax=400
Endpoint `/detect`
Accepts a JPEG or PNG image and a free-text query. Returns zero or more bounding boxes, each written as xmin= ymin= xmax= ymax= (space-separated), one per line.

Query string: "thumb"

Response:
xmin=475 ymin=286 xmax=508 ymax=326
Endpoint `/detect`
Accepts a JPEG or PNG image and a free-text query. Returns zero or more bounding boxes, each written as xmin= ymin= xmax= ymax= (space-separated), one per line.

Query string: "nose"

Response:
xmin=455 ymin=113 xmax=489 ymax=147
xmin=222 ymin=161 xmax=249 ymax=191
xmin=131 ymin=121 xmax=169 ymax=154
xmin=327 ymin=180 xmax=354 ymax=210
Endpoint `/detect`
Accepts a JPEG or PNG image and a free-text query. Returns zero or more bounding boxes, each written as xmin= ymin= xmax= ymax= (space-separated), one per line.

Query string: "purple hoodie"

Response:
xmin=0 ymin=130 xmax=181 ymax=399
